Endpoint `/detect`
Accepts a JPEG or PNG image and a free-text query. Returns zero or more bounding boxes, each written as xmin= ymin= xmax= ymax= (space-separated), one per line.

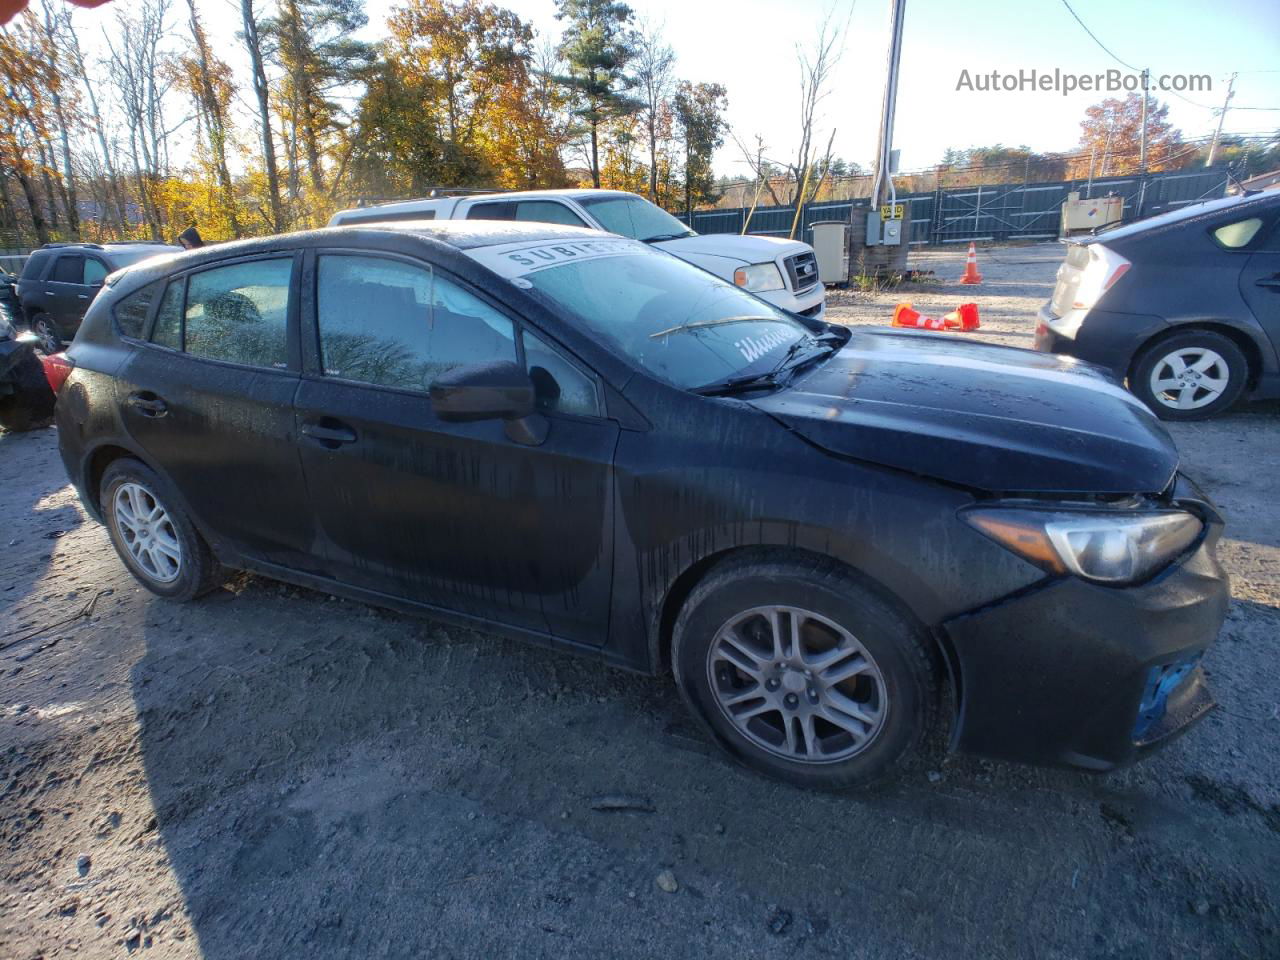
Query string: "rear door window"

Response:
xmin=182 ymin=259 xmax=292 ymax=369
xmin=50 ymin=256 xmax=83 ymax=284
xmin=316 ymin=254 xmax=516 ymax=393
xmin=465 ymin=201 xmax=513 ymax=221
xmin=513 ymin=200 xmax=588 ymax=228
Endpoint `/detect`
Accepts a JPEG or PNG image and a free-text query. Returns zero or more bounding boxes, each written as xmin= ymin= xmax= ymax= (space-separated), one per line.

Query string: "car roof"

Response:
xmin=103 ymin=220 xmax=617 ymax=293
xmin=1085 ymin=191 xmax=1280 ymax=245
xmin=337 ymin=188 xmax=639 ymax=217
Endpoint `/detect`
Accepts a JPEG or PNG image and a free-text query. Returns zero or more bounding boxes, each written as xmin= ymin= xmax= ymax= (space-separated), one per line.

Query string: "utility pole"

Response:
xmin=1138 ymin=69 xmax=1149 ymax=173
xmin=869 ymin=0 xmax=908 ymax=215
xmin=1207 ymin=72 xmax=1237 ymax=167
xmin=1137 ymin=68 xmax=1150 ymax=217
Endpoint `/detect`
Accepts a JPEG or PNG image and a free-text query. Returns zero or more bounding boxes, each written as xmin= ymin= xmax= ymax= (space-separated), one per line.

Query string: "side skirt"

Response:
xmin=227 ymin=555 xmax=653 ymax=676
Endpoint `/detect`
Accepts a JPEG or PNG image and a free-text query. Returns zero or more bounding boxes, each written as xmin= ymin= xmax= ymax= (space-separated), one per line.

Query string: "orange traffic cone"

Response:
xmin=892 ymin=302 xmax=948 ymax=330
xmin=892 ymin=302 xmax=920 ymax=327
xmin=943 ymin=302 xmax=980 ymax=331
xmin=959 ymin=243 xmax=983 ymax=285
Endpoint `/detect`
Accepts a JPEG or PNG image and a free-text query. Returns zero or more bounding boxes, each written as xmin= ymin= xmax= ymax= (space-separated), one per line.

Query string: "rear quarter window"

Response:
xmin=113 ymin=282 xmax=162 ymax=339
xmin=1211 ymin=217 xmax=1264 ymax=249
xmin=20 ymin=252 xmax=50 ymax=280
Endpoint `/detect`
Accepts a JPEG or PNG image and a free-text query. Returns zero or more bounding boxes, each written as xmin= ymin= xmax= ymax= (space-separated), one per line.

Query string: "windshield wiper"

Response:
xmin=768 ymin=331 xmax=844 ymax=375
xmin=695 ymin=332 xmax=845 ymax=398
xmin=649 ymin=315 xmax=777 ymax=339
xmin=640 ymin=231 xmax=694 ymax=243
xmin=693 ymin=369 xmax=788 ymax=397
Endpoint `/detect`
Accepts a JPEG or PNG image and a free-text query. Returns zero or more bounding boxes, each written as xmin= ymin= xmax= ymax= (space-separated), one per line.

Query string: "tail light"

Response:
xmin=40 ymin=352 xmax=75 ymax=394
xmin=1071 ymin=244 xmax=1131 ymax=310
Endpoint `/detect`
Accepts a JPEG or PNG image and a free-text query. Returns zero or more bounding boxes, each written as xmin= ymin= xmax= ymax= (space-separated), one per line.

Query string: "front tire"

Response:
xmin=101 ymin=459 xmax=223 ymax=601
xmin=1130 ymin=330 xmax=1248 ymax=420
xmin=672 ymin=553 xmax=939 ymax=790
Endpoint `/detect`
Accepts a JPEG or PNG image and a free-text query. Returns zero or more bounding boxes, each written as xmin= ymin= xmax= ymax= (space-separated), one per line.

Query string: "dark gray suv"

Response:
xmin=18 ymin=242 xmax=178 ymax=352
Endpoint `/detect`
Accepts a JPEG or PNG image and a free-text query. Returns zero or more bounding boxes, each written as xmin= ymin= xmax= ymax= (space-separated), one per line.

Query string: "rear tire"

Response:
xmin=101 ymin=459 xmax=224 ymax=602
xmin=1130 ymin=330 xmax=1248 ymax=421
xmin=672 ymin=552 xmax=939 ymax=790
xmin=29 ymin=313 xmax=61 ymax=355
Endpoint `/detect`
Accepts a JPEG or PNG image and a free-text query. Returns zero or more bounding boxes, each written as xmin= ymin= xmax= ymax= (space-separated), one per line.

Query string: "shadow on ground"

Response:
xmin=131 ymin=578 xmax=1280 ymax=959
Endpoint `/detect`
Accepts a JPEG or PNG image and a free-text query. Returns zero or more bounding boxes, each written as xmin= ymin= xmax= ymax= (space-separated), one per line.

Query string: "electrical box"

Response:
xmin=810 ymin=221 xmax=849 ymax=284
xmin=865 ymin=210 xmax=881 ymax=245
xmin=881 ymin=218 xmax=903 ymax=246
xmin=1060 ymin=191 xmax=1123 ymax=236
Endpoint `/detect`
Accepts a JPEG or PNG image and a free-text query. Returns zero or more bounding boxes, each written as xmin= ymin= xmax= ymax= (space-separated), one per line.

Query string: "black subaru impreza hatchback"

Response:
xmin=55 ymin=221 xmax=1227 ymax=789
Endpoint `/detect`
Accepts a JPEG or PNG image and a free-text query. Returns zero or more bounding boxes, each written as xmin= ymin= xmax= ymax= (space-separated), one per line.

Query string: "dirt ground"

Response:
xmin=2 ymin=243 xmax=1278 ymax=959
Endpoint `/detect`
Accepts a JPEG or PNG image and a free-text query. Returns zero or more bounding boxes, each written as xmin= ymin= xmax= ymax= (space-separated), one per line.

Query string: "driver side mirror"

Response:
xmin=429 ymin=361 xmax=548 ymax=446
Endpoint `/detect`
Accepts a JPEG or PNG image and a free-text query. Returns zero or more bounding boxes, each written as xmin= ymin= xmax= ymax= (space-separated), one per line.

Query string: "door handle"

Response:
xmin=128 ymin=392 xmax=168 ymax=417
xmin=77 ymin=294 xmax=90 ymax=300
xmin=1256 ymin=277 xmax=1280 ymax=289
xmin=300 ymin=420 xmax=357 ymax=448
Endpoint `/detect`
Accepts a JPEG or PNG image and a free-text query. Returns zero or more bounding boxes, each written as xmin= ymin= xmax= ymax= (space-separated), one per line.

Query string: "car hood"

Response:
xmin=655 ymin=233 xmax=810 ymax=263
xmin=750 ymin=329 xmax=1179 ymax=495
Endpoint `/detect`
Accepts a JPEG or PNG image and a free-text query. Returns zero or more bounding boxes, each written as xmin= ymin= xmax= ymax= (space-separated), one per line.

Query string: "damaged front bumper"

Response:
xmin=942 ymin=481 xmax=1228 ymax=771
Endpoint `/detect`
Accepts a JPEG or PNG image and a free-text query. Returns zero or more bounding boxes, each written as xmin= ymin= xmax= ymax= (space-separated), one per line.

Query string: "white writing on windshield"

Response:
xmin=735 ymin=330 xmax=791 ymax=363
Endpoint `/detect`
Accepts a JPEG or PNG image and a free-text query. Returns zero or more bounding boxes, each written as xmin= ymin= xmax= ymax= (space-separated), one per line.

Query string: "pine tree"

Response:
xmin=554 ymin=0 xmax=638 ymax=188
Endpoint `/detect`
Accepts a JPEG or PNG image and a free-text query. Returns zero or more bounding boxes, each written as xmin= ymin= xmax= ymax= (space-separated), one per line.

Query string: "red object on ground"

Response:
xmin=892 ymin=303 xmax=948 ymax=330
xmin=39 ymin=352 xmax=75 ymax=395
xmin=943 ymin=302 xmax=980 ymax=331
xmin=960 ymin=242 xmax=983 ymax=285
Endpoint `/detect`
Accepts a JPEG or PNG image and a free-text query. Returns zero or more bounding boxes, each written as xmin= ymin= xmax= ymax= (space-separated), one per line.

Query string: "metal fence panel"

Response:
xmin=682 ymin=168 xmax=1231 ymax=246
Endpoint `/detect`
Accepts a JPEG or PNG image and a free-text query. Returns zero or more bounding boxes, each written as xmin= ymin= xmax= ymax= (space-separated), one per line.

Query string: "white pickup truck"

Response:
xmin=329 ymin=189 xmax=826 ymax=318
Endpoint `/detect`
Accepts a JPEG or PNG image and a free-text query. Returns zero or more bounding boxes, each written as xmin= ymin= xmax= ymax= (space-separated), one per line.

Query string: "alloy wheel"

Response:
xmin=707 ymin=605 xmax=887 ymax=764
xmin=32 ymin=318 xmax=59 ymax=354
xmin=1148 ymin=347 xmax=1230 ymax=412
xmin=113 ymin=482 xmax=183 ymax=583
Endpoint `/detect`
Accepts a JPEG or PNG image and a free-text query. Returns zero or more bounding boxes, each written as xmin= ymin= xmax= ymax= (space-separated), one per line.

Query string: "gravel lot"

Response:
xmin=2 ymin=243 xmax=1278 ymax=959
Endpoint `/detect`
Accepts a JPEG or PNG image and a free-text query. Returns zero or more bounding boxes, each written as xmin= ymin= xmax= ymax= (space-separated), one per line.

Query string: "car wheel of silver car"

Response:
xmin=1131 ymin=330 xmax=1249 ymax=421
xmin=672 ymin=551 xmax=939 ymax=790
xmin=101 ymin=459 xmax=223 ymax=601
xmin=30 ymin=314 xmax=61 ymax=354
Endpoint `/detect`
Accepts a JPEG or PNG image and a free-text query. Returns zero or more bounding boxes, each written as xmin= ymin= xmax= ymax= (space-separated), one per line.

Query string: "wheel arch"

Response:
xmin=84 ymin=442 xmax=147 ymax=517
xmin=653 ymin=544 xmax=956 ymax=703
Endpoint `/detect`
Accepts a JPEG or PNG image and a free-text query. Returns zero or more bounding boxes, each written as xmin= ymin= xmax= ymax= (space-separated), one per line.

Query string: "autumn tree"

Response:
xmin=35 ymin=0 xmax=79 ymax=237
xmin=240 ymin=0 xmax=284 ymax=232
xmin=555 ymin=0 xmax=638 ymax=188
xmin=176 ymin=0 xmax=241 ymax=238
xmin=0 ymin=9 xmax=59 ymax=243
xmin=1074 ymin=93 xmax=1185 ymax=177
xmin=352 ymin=0 xmax=567 ymax=196
xmin=673 ymin=80 xmax=727 ymax=219
xmin=940 ymin=144 xmax=1067 ymax=185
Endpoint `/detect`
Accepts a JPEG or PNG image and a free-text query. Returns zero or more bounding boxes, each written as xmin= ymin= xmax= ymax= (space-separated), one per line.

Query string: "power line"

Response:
xmin=715 ymin=133 xmax=1275 ymax=192
xmin=1059 ymin=0 xmax=1140 ymax=73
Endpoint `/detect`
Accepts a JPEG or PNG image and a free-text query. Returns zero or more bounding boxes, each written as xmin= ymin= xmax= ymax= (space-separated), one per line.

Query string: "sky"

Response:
xmin=72 ymin=0 xmax=1280 ymax=181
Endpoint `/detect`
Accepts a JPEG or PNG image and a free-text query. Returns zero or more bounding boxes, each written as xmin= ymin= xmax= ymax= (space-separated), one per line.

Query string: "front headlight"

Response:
xmin=733 ymin=262 xmax=785 ymax=292
xmin=964 ymin=507 xmax=1202 ymax=585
